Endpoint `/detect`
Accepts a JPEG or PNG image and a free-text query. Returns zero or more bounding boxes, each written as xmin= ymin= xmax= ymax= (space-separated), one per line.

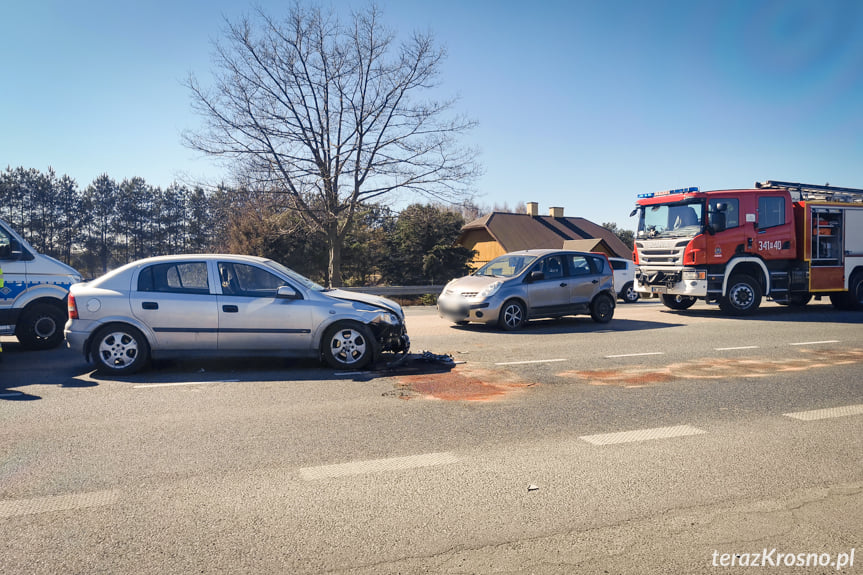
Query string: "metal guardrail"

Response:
xmin=340 ymin=285 xmax=444 ymax=297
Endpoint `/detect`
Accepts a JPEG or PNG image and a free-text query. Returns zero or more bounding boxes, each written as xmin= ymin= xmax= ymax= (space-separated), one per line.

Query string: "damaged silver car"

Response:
xmin=65 ymin=254 xmax=409 ymax=374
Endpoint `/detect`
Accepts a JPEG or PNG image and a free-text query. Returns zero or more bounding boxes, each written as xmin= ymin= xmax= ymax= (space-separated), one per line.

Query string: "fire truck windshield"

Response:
xmin=637 ymin=201 xmax=704 ymax=239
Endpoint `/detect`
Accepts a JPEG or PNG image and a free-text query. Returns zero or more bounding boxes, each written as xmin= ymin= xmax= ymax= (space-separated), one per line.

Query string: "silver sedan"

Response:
xmin=65 ymin=254 xmax=409 ymax=374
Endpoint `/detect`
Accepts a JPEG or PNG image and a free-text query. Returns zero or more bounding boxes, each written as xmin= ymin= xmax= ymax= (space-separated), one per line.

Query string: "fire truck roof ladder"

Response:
xmin=755 ymin=180 xmax=863 ymax=203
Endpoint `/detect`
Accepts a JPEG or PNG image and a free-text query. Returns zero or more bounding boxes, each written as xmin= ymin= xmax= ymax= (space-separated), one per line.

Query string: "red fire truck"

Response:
xmin=631 ymin=180 xmax=863 ymax=315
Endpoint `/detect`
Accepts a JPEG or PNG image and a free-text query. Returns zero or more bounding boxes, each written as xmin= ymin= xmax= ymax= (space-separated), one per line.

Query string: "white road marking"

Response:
xmin=783 ymin=404 xmax=863 ymax=421
xmin=133 ymin=380 xmax=239 ymax=389
xmin=605 ymin=352 xmax=665 ymax=359
xmin=789 ymin=340 xmax=840 ymax=346
xmin=0 ymin=489 xmax=120 ymax=518
xmin=299 ymin=452 xmax=459 ymax=481
xmin=715 ymin=346 xmax=759 ymax=351
xmin=580 ymin=425 xmax=706 ymax=446
xmin=494 ymin=358 xmax=567 ymax=366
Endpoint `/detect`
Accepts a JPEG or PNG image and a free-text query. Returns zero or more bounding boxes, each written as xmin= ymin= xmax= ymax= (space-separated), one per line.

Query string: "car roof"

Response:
xmin=503 ymin=248 xmax=596 ymax=257
xmin=125 ymin=254 xmax=272 ymax=265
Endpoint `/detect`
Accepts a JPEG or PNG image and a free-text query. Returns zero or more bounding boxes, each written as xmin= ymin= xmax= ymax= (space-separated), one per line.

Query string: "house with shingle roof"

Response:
xmin=457 ymin=202 xmax=631 ymax=268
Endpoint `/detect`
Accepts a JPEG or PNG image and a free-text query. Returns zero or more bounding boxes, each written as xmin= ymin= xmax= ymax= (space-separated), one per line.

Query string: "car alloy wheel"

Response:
xmin=498 ymin=299 xmax=526 ymax=331
xmin=92 ymin=324 xmax=149 ymax=375
xmin=323 ymin=322 xmax=375 ymax=369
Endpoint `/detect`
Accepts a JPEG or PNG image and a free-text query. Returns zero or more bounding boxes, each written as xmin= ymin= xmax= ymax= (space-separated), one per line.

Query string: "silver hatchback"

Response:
xmin=437 ymin=249 xmax=616 ymax=330
xmin=65 ymin=254 xmax=409 ymax=374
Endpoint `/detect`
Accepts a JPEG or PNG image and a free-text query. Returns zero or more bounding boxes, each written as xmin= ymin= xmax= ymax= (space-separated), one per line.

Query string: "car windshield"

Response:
xmin=637 ymin=201 xmax=704 ymax=239
xmin=474 ymin=254 xmax=538 ymax=278
xmin=264 ymin=260 xmax=326 ymax=291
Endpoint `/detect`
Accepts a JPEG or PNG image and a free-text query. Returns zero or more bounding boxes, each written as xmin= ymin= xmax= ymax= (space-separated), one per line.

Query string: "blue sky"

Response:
xmin=2 ymin=0 xmax=862 ymax=229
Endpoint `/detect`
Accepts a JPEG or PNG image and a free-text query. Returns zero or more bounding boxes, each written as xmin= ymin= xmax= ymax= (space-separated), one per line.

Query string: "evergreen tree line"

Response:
xmin=0 ymin=167 xmax=474 ymax=285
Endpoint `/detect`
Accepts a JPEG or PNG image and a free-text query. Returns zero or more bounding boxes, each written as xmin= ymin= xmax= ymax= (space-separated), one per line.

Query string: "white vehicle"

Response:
xmin=0 ymin=219 xmax=83 ymax=349
xmin=608 ymin=257 xmax=639 ymax=303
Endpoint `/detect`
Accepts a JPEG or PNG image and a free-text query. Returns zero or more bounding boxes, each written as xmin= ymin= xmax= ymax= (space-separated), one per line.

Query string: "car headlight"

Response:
xmin=373 ymin=312 xmax=400 ymax=325
xmin=478 ymin=280 xmax=503 ymax=299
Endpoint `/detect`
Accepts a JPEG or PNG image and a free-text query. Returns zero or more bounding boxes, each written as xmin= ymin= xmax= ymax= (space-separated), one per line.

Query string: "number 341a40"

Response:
xmin=758 ymin=240 xmax=783 ymax=251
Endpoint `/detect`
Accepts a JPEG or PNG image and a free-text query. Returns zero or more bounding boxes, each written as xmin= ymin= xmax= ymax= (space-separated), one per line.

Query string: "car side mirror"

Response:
xmin=276 ymin=286 xmax=301 ymax=300
xmin=529 ymin=271 xmax=544 ymax=282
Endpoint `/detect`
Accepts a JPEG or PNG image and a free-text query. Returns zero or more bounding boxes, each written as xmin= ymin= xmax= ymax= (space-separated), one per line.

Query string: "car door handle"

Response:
xmin=592 ymin=279 xmax=599 ymax=284
xmin=559 ymin=282 xmax=567 ymax=287
xmin=222 ymin=305 xmax=239 ymax=313
xmin=142 ymin=302 xmax=158 ymax=310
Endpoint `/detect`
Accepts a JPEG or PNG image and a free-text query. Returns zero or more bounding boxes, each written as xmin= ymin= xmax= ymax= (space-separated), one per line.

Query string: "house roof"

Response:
xmin=459 ymin=212 xmax=631 ymax=258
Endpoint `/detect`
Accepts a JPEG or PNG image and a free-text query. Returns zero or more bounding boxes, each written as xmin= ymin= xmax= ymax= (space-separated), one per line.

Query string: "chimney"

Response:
xmin=549 ymin=206 xmax=564 ymax=218
xmin=526 ymin=202 xmax=539 ymax=216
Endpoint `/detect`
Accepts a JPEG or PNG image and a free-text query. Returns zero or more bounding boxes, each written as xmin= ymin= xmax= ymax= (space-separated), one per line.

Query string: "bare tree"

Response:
xmin=184 ymin=3 xmax=480 ymax=286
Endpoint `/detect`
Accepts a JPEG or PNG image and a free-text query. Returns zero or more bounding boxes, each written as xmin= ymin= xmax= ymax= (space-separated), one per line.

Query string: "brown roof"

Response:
xmin=459 ymin=212 xmax=631 ymax=258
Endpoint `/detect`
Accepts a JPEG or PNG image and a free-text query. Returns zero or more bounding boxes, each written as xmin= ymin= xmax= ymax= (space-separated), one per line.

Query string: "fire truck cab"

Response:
xmin=631 ymin=181 xmax=863 ymax=315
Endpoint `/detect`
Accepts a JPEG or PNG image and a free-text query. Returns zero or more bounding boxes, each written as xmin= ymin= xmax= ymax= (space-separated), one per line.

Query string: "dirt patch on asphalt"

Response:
xmin=560 ymin=348 xmax=863 ymax=388
xmin=390 ymin=367 xmax=537 ymax=401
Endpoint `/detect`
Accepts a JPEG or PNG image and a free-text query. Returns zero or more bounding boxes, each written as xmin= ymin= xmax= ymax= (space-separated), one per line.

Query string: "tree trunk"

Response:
xmin=327 ymin=225 xmax=342 ymax=288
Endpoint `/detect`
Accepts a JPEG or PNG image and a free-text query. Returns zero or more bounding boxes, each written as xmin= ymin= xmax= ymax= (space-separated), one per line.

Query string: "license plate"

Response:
xmin=650 ymin=286 xmax=667 ymax=294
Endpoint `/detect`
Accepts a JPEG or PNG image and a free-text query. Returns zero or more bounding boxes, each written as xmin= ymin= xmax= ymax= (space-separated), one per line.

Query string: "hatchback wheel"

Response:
xmin=498 ymin=299 xmax=527 ymax=331
xmin=323 ymin=322 xmax=375 ymax=369
xmin=91 ymin=324 xmax=149 ymax=375
xmin=590 ymin=293 xmax=615 ymax=323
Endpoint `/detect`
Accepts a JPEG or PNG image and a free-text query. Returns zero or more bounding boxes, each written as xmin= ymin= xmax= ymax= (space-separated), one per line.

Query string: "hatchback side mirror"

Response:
xmin=529 ymin=271 xmax=545 ymax=283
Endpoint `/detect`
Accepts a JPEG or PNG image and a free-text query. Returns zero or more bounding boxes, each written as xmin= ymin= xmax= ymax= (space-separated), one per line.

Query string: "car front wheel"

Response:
xmin=91 ymin=324 xmax=150 ymax=375
xmin=322 ymin=322 xmax=376 ymax=369
xmin=498 ymin=299 xmax=527 ymax=331
xmin=16 ymin=302 xmax=66 ymax=350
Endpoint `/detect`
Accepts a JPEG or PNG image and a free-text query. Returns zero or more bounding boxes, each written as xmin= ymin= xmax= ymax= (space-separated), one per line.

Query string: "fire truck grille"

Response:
xmin=635 ymin=240 xmax=690 ymax=266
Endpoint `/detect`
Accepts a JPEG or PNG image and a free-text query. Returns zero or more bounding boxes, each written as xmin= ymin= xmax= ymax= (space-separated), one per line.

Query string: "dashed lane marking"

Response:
xmin=580 ymin=425 xmax=706 ymax=446
xmin=133 ymin=380 xmax=239 ymax=389
xmin=605 ymin=352 xmax=665 ymax=359
xmin=783 ymin=404 xmax=863 ymax=421
xmin=494 ymin=358 xmax=567 ymax=366
xmin=0 ymin=489 xmax=120 ymax=519
xmin=715 ymin=346 xmax=759 ymax=351
xmin=789 ymin=340 xmax=840 ymax=346
xmin=299 ymin=452 xmax=459 ymax=480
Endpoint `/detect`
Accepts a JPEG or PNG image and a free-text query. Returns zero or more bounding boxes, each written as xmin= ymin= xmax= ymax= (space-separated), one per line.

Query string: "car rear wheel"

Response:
xmin=590 ymin=293 xmax=615 ymax=323
xmin=498 ymin=299 xmax=527 ymax=331
xmin=16 ymin=302 xmax=66 ymax=350
xmin=620 ymin=282 xmax=639 ymax=303
xmin=91 ymin=324 xmax=150 ymax=375
xmin=322 ymin=322 xmax=375 ymax=369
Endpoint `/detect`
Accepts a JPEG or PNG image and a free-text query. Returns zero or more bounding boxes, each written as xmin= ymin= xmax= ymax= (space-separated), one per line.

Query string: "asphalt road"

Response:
xmin=1 ymin=299 xmax=861 ymax=574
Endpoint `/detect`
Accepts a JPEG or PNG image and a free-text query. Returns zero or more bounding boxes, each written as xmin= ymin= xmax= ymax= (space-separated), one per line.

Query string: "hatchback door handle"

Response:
xmin=142 ymin=302 xmax=158 ymax=310
xmin=222 ymin=305 xmax=239 ymax=313
xmin=559 ymin=282 xmax=567 ymax=287
xmin=592 ymin=279 xmax=599 ymax=284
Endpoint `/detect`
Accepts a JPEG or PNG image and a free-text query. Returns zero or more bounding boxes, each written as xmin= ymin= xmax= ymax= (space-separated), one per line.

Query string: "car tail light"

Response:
xmin=68 ymin=293 xmax=79 ymax=320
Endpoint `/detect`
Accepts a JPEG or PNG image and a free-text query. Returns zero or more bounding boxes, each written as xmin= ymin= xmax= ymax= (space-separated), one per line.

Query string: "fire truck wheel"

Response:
xmin=779 ymin=293 xmax=812 ymax=307
xmin=661 ymin=294 xmax=697 ymax=310
xmin=848 ymin=272 xmax=863 ymax=310
xmin=719 ymin=274 xmax=762 ymax=315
